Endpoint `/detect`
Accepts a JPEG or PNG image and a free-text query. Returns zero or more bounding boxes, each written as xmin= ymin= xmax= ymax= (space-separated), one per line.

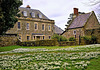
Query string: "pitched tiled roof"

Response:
xmin=54 ymin=25 xmax=64 ymax=34
xmin=68 ymin=12 xmax=92 ymax=29
xmin=19 ymin=7 xmax=49 ymax=20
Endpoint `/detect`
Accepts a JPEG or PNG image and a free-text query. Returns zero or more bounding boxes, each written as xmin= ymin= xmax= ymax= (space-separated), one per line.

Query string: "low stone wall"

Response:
xmin=0 ymin=35 xmax=18 ymax=47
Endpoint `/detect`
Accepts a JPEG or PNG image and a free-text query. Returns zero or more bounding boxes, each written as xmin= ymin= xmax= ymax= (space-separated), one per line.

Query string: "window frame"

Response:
xmin=34 ymin=23 xmax=38 ymax=30
xmin=17 ymin=22 xmax=21 ymax=30
xmin=43 ymin=36 xmax=45 ymax=40
xmin=48 ymin=24 xmax=51 ymax=31
xmin=42 ymin=23 xmax=45 ymax=31
xmin=23 ymin=11 xmax=27 ymax=17
xmin=73 ymin=30 xmax=76 ymax=35
xmin=31 ymin=12 xmax=35 ymax=17
xmin=26 ymin=23 xmax=30 ymax=30
xmin=39 ymin=14 xmax=42 ymax=18
xmin=49 ymin=36 xmax=51 ymax=39
xmin=27 ymin=36 xmax=30 ymax=41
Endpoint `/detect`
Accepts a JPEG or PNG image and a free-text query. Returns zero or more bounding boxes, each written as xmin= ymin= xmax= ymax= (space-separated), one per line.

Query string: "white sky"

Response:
xmin=21 ymin=0 xmax=100 ymax=30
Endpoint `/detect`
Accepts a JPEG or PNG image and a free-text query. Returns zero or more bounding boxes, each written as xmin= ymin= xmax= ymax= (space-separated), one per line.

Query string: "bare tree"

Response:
xmin=83 ymin=0 xmax=100 ymax=22
xmin=89 ymin=0 xmax=100 ymax=22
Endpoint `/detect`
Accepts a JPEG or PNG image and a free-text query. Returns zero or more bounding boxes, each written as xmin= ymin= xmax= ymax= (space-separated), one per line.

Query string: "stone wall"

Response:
xmin=0 ymin=35 xmax=18 ymax=47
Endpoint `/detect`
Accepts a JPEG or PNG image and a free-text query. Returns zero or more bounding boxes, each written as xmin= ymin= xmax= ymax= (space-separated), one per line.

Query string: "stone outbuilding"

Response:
xmin=62 ymin=8 xmax=100 ymax=44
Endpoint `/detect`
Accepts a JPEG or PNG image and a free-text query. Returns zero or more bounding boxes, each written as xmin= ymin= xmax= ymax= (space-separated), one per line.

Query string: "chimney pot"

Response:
xmin=74 ymin=8 xmax=78 ymax=16
xmin=26 ymin=5 xmax=31 ymax=8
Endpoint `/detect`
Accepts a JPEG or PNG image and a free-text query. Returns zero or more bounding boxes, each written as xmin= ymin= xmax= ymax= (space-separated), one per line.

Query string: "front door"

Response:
xmin=37 ymin=36 xmax=40 ymax=40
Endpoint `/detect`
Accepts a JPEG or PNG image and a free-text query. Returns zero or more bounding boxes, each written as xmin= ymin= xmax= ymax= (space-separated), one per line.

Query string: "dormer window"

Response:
xmin=37 ymin=13 xmax=42 ymax=18
xmin=39 ymin=14 xmax=42 ymax=18
xmin=23 ymin=11 xmax=27 ymax=16
xmin=31 ymin=12 xmax=35 ymax=17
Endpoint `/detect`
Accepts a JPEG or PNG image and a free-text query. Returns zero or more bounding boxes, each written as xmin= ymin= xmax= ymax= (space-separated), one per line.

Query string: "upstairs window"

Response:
xmin=23 ymin=11 xmax=27 ymax=16
xmin=42 ymin=24 xmax=45 ymax=30
xmin=26 ymin=23 xmax=29 ymax=30
xmin=31 ymin=12 xmax=35 ymax=17
xmin=48 ymin=25 xmax=51 ymax=31
xmin=34 ymin=23 xmax=38 ymax=30
xmin=18 ymin=22 xmax=20 ymax=29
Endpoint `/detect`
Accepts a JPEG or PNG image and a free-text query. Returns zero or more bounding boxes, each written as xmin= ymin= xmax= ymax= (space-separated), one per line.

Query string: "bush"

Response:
xmin=82 ymin=35 xmax=97 ymax=44
xmin=91 ymin=35 xmax=97 ymax=44
xmin=52 ymin=34 xmax=67 ymax=42
xmin=82 ymin=36 xmax=91 ymax=44
xmin=69 ymin=37 xmax=76 ymax=41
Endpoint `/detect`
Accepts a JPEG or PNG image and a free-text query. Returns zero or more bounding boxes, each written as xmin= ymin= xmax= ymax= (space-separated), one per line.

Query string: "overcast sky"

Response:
xmin=21 ymin=0 xmax=99 ymax=30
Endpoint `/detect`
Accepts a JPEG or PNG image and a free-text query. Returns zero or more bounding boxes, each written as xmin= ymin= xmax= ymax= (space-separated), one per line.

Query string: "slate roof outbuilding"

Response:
xmin=68 ymin=12 xmax=92 ymax=29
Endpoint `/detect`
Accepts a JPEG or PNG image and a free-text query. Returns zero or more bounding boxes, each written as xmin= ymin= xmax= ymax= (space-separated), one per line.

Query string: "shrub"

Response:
xmin=91 ymin=35 xmax=97 ymax=44
xmin=52 ymin=34 xmax=67 ymax=42
xmin=69 ymin=37 xmax=76 ymax=41
xmin=82 ymin=36 xmax=91 ymax=44
xmin=82 ymin=36 xmax=97 ymax=44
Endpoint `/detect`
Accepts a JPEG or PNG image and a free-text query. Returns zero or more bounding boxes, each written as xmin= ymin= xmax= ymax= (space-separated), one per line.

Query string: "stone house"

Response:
xmin=6 ymin=5 xmax=55 ymax=42
xmin=62 ymin=8 xmax=100 ymax=43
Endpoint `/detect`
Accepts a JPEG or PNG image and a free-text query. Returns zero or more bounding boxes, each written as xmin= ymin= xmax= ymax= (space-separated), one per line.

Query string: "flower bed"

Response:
xmin=0 ymin=44 xmax=100 ymax=70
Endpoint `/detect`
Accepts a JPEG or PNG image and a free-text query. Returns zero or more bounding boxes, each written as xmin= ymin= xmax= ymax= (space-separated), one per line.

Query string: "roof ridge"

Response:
xmin=19 ymin=7 xmax=39 ymax=11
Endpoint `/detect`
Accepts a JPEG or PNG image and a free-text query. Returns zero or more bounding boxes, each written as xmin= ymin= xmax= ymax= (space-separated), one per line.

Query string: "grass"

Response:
xmin=0 ymin=45 xmax=80 ymax=52
xmin=86 ymin=57 xmax=100 ymax=70
xmin=0 ymin=45 xmax=22 ymax=52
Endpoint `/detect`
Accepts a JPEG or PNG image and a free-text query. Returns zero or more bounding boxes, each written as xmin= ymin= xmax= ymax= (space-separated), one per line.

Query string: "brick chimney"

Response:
xmin=74 ymin=8 xmax=78 ymax=16
xmin=26 ymin=5 xmax=31 ymax=8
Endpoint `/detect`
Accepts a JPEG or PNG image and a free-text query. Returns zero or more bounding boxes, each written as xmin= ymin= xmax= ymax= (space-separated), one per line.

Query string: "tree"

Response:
xmin=0 ymin=0 xmax=22 ymax=35
xmin=84 ymin=0 xmax=100 ymax=22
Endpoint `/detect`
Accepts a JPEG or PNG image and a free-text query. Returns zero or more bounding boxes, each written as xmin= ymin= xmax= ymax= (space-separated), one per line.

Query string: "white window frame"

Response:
xmin=23 ymin=11 xmax=27 ymax=16
xmin=39 ymin=14 xmax=42 ymax=18
xmin=31 ymin=12 xmax=35 ymax=17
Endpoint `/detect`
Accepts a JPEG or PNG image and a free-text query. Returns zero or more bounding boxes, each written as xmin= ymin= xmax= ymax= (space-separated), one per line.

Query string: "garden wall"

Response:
xmin=0 ymin=35 xmax=18 ymax=47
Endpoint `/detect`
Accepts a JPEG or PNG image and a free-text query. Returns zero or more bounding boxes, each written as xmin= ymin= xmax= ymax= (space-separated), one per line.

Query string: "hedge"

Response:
xmin=59 ymin=41 xmax=76 ymax=46
xmin=17 ymin=39 xmax=59 ymax=46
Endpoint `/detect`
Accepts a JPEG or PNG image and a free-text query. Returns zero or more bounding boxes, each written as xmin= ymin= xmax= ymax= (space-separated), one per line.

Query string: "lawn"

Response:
xmin=0 ymin=45 xmax=79 ymax=52
xmin=0 ymin=44 xmax=100 ymax=70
